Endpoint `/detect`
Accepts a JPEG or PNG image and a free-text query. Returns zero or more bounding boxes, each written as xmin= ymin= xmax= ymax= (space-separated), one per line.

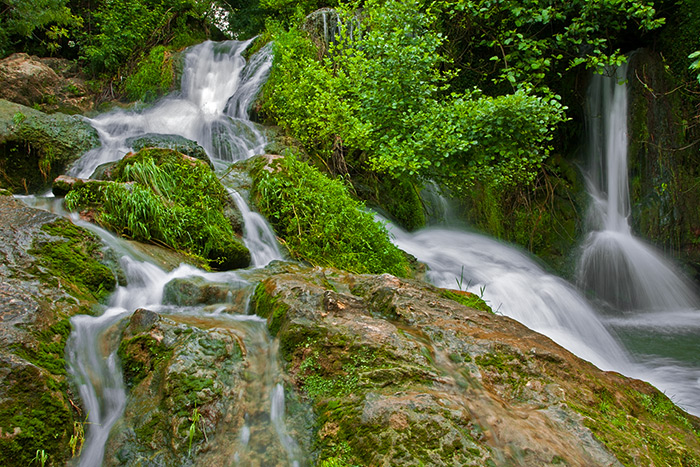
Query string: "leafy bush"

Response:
xmin=66 ymin=149 xmax=250 ymax=270
xmin=251 ymin=155 xmax=411 ymax=277
xmin=122 ymin=46 xmax=174 ymax=102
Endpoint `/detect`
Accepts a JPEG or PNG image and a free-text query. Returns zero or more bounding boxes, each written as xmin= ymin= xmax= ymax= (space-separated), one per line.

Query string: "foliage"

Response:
xmin=690 ymin=51 xmax=700 ymax=84
xmin=122 ymin=45 xmax=175 ymax=102
xmin=262 ymin=0 xmax=567 ymax=194
xmin=432 ymin=0 xmax=664 ymax=92
xmin=0 ymin=0 xmax=82 ymax=58
xmin=251 ymin=155 xmax=412 ymax=277
xmin=65 ymin=149 xmax=250 ymax=270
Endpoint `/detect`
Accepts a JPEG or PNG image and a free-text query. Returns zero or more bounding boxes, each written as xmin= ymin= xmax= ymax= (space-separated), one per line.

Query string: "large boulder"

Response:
xmin=0 ymin=194 xmax=118 ymax=466
xmin=0 ymin=100 xmax=100 ymax=194
xmin=251 ymin=267 xmax=700 ymax=466
xmin=0 ymin=53 xmax=94 ymax=114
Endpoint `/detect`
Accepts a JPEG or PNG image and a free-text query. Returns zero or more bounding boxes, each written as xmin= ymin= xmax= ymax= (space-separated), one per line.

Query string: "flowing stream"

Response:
xmin=60 ymin=39 xmax=305 ymax=465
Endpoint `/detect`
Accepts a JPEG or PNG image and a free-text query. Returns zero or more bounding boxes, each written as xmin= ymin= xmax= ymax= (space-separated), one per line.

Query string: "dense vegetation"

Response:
xmin=65 ymin=148 xmax=250 ymax=269
xmin=251 ymin=155 xmax=412 ymax=277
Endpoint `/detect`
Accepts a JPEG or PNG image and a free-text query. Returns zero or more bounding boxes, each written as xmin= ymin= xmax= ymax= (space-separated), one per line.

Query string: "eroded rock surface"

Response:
xmin=0 ymin=53 xmax=94 ymax=114
xmin=0 ymin=194 xmax=117 ymax=466
xmin=252 ymin=267 xmax=700 ymax=466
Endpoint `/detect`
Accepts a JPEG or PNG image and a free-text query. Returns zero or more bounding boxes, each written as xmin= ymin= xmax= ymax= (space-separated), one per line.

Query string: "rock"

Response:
xmin=125 ymin=133 xmax=212 ymax=167
xmin=105 ymin=312 xmax=249 ymax=466
xmin=0 ymin=195 xmax=119 ymax=466
xmin=0 ymin=99 xmax=100 ymax=194
xmin=0 ymin=53 xmax=94 ymax=114
xmin=251 ymin=267 xmax=700 ymax=466
xmin=162 ymin=276 xmax=252 ymax=307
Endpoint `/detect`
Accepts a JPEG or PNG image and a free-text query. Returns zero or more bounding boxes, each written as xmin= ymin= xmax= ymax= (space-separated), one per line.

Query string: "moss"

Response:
xmin=353 ymin=171 xmax=426 ymax=231
xmin=252 ymin=280 xmax=290 ymax=336
xmin=0 ymin=364 xmax=74 ymax=466
xmin=14 ymin=319 xmax=72 ymax=377
xmin=28 ymin=218 xmax=115 ymax=303
xmin=117 ymin=335 xmax=172 ymax=389
xmin=66 ymin=148 xmax=251 ymax=270
xmin=567 ymin=382 xmax=700 ymax=466
xmin=440 ymin=289 xmax=492 ymax=313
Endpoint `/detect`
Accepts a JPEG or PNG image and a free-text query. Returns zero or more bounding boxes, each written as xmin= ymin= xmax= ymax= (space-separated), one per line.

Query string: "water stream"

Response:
xmin=61 ymin=39 xmax=304 ymax=465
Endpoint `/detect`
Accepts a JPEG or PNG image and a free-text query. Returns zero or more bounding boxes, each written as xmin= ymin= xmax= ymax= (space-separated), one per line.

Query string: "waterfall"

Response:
xmin=69 ymin=39 xmax=272 ymax=178
xmin=57 ymin=39 xmax=303 ymax=464
xmin=229 ymin=189 xmax=284 ymax=267
xmin=577 ymin=65 xmax=700 ymax=312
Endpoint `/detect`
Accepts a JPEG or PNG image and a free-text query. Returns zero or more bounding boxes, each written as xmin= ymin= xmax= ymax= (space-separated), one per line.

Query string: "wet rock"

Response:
xmin=0 ymin=195 xmax=118 ymax=466
xmin=252 ymin=267 xmax=700 ymax=466
xmin=0 ymin=53 xmax=94 ymax=114
xmin=126 ymin=133 xmax=212 ymax=167
xmin=162 ymin=275 xmax=252 ymax=307
xmin=0 ymin=99 xmax=100 ymax=194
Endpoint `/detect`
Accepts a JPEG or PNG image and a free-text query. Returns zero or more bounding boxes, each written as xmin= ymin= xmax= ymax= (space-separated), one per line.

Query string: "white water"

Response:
xmin=574 ymin=65 xmax=700 ymax=414
xmin=577 ymin=65 xmax=700 ymax=312
xmin=70 ymin=39 xmax=271 ymax=178
xmin=59 ymin=39 xmax=303 ymax=464
xmin=229 ymin=189 xmax=283 ymax=267
xmin=389 ymin=224 xmax=629 ymax=372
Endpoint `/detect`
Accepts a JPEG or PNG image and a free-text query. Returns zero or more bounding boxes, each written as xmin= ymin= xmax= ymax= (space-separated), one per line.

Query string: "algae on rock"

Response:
xmin=251 ymin=266 xmax=700 ymax=466
xmin=0 ymin=99 xmax=99 ymax=194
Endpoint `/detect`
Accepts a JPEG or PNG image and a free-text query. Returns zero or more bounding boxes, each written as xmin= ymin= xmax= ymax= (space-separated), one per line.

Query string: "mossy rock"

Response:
xmin=66 ymin=148 xmax=251 ymax=270
xmin=126 ymin=133 xmax=212 ymax=167
xmin=0 ymin=99 xmax=100 ymax=194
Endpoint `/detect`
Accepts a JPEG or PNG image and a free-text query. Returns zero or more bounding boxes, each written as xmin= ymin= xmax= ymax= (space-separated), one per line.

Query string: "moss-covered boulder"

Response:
xmin=250 ymin=154 xmax=413 ymax=278
xmin=0 ymin=99 xmax=100 ymax=194
xmin=0 ymin=195 xmax=117 ymax=466
xmin=251 ymin=267 xmax=700 ymax=466
xmin=125 ymin=133 xmax=212 ymax=167
xmin=64 ymin=148 xmax=251 ymax=270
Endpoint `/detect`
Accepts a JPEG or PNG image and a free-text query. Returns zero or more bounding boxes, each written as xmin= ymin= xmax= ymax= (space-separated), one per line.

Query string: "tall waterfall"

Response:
xmin=577 ymin=65 xmax=700 ymax=311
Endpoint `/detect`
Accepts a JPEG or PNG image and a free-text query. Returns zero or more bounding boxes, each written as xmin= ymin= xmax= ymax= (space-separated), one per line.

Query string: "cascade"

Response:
xmin=574 ymin=64 xmax=700 ymax=414
xmin=56 ymin=40 xmax=305 ymax=464
xmin=577 ymin=65 xmax=700 ymax=312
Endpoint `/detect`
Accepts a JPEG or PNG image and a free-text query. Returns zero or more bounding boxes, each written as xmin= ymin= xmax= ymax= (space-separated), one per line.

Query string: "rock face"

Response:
xmin=627 ymin=50 xmax=700 ymax=281
xmin=0 ymin=53 xmax=94 ymax=114
xmin=0 ymin=194 xmax=117 ymax=466
xmin=252 ymin=267 xmax=700 ymax=466
xmin=0 ymin=99 xmax=100 ymax=194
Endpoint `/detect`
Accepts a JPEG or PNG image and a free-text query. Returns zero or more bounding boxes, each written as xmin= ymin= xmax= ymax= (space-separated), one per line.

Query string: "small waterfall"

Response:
xmin=70 ymin=39 xmax=272 ymax=178
xmin=577 ymin=66 xmax=700 ymax=312
xmin=66 ymin=257 xmax=169 ymax=466
xmin=229 ymin=189 xmax=283 ymax=267
xmin=387 ymin=223 xmax=629 ymax=372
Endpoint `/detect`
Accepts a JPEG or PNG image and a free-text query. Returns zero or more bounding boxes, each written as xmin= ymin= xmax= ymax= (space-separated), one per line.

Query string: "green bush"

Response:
xmin=251 ymin=155 xmax=412 ymax=277
xmin=122 ymin=46 xmax=174 ymax=102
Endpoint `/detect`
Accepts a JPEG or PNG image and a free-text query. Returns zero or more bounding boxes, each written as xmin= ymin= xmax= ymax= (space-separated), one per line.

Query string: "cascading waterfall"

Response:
xmin=57 ymin=40 xmax=307 ymax=465
xmin=577 ymin=65 xmax=700 ymax=312
xmin=574 ymin=64 xmax=700 ymax=414
xmin=70 ymin=38 xmax=272 ymax=179
xmin=387 ymin=223 xmax=629 ymax=372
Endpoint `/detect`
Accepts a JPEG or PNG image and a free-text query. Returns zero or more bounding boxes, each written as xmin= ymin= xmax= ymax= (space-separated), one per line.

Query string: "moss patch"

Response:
xmin=30 ymin=218 xmax=116 ymax=302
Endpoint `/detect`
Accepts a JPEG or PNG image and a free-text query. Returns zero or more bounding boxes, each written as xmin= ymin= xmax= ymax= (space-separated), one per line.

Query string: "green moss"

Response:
xmin=65 ymin=148 xmax=251 ymax=270
xmin=117 ymin=335 xmax=172 ymax=389
xmin=123 ymin=46 xmax=175 ymax=103
xmin=353 ymin=172 xmax=426 ymax=231
xmin=0 ymin=364 xmax=73 ymax=466
xmin=440 ymin=289 xmax=492 ymax=313
xmin=30 ymin=218 xmax=116 ymax=302
xmin=15 ymin=319 xmax=72 ymax=377
xmin=250 ymin=155 xmax=412 ymax=277
xmin=252 ymin=281 xmax=290 ymax=336
xmin=567 ymin=383 xmax=700 ymax=466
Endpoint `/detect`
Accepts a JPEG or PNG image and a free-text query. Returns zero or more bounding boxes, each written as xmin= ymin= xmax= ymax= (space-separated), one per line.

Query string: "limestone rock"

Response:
xmin=0 ymin=53 xmax=94 ymax=114
xmin=0 ymin=99 xmax=100 ymax=194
